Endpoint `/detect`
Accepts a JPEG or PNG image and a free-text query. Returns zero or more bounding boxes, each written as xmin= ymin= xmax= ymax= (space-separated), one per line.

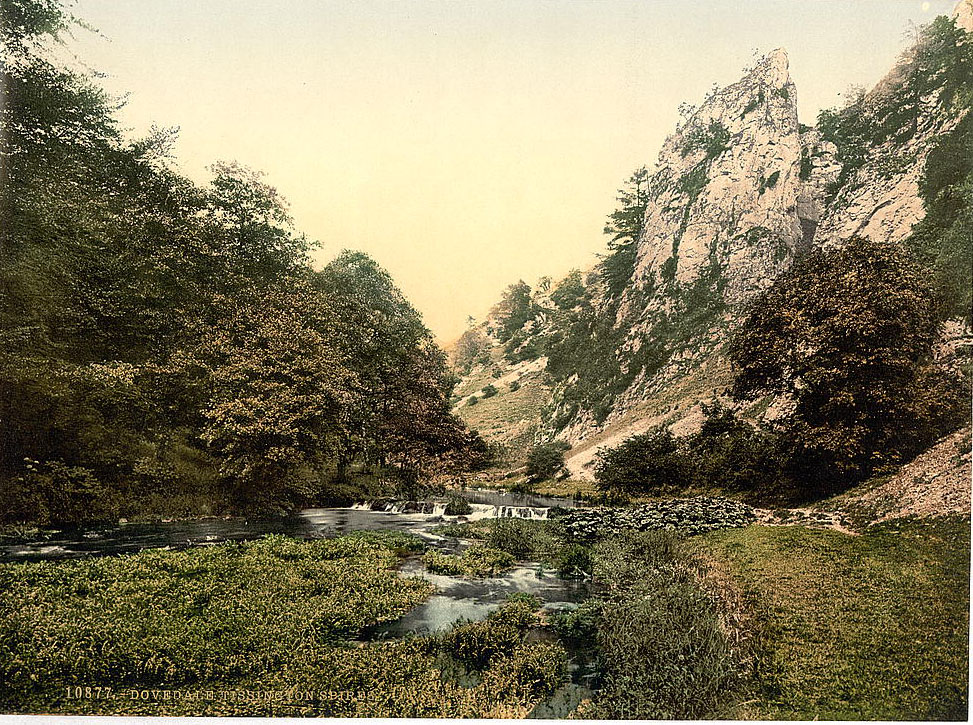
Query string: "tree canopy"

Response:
xmin=0 ymin=0 xmax=482 ymax=523
xmin=730 ymin=237 xmax=968 ymax=489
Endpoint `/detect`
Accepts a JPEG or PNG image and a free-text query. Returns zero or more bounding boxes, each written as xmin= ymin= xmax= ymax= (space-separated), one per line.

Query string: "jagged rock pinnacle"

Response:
xmin=628 ymin=47 xmax=810 ymax=306
xmin=955 ymin=0 xmax=973 ymax=32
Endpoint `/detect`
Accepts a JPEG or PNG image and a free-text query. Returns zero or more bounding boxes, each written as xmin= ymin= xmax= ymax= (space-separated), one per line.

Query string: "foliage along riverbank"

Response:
xmin=1 ymin=0 xmax=490 ymax=530
xmin=0 ymin=531 xmax=568 ymax=717
xmin=0 ymin=508 xmax=968 ymax=718
xmin=437 ymin=511 xmax=970 ymax=719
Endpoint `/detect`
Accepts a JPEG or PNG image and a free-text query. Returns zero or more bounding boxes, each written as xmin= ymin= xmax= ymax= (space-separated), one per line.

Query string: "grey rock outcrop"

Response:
xmin=627 ymin=49 xmax=835 ymax=307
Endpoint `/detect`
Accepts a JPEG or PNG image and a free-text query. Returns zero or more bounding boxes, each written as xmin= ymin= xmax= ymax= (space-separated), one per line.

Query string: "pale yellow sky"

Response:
xmin=65 ymin=0 xmax=955 ymax=343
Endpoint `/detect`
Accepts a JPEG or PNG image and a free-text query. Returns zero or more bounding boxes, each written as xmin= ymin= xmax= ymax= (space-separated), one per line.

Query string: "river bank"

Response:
xmin=0 ymin=488 xmax=968 ymax=718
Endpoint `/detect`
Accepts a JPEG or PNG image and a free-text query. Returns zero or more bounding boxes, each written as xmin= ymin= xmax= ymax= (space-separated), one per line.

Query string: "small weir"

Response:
xmin=351 ymin=500 xmax=551 ymax=521
xmin=0 ymin=489 xmax=581 ymax=561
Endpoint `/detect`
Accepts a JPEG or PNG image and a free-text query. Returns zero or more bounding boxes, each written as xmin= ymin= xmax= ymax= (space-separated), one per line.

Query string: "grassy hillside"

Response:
xmin=700 ymin=517 xmax=970 ymax=720
xmin=452 ymin=346 xmax=550 ymax=464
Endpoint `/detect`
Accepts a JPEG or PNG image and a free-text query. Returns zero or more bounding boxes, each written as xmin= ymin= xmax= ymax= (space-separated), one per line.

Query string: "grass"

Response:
xmin=698 ymin=517 xmax=971 ymax=720
xmin=452 ymin=348 xmax=550 ymax=461
xmin=0 ymin=533 xmax=567 ymax=717
xmin=529 ymin=478 xmax=601 ymax=499
xmin=564 ymin=531 xmax=742 ymax=720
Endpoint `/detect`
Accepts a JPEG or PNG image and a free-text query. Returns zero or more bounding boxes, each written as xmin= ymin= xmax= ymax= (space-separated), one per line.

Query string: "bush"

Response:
xmin=594 ymin=427 xmax=695 ymax=494
xmin=481 ymin=384 xmax=499 ymax=399
xmin=549 ymin=599 xmax=603 ymax=643
xmin=550 ymin=270 xmax=586 ymax=310
xmin=466 ymin=396 xmax=479 ymax=406
xmin=439 ymin=596 xmax=540 ymax=670
xmin=443 ymin=496 xmax=472 ymax=516
xmin=525 ymin=441 xmax=570 ymax=482
xmin=423 ymin=544 xmax=515 ymax=577
xmin=680 ymin=120 xmax=731 ymax=160
xmin=554 ymin=543 xmax=593 ymax=579
xmin=0 ymin=460 xmax=117 ymax=525
xmin=508 ymin=380 xmax=521 ymax=392
xmin=689 ymin=402 xmax=784 ymax=494
xmin=481 ymin=642 xmax=567 ymax=701
xmin=487 ymin=518 xmax=536 ymax=559
xmin=583 ymin=532 xmax=739 ymax=719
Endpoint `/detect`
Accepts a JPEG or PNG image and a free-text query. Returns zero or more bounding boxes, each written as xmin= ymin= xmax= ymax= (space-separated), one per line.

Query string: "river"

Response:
xmin=1 ymin=489 xmax=596 ymax=715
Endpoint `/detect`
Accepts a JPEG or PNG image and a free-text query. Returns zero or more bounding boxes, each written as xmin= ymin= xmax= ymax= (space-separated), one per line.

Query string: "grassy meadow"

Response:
xmin=700 ymin=517 xmax=971 ymax=720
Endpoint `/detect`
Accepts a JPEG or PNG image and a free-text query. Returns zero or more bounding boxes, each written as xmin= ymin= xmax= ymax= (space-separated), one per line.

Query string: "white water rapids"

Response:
xmin=351 ymin=500 xmax=550 ymax=521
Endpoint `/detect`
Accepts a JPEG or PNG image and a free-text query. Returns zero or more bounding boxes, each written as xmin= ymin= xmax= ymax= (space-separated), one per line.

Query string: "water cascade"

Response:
xmin=351 ymin=500 xmax=549 ymax=521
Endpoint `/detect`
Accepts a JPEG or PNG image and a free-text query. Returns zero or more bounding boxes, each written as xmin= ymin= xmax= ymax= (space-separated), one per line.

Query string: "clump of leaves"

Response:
xmin=594 ymin=427 xmax=695 ymax=495
xmin=423 ymin=544 xmax=515 ymax=577
xmin=439 ymin=595 xmax=544 ymax=671
xmin=525 ymin=441 xmax=570 ymax=482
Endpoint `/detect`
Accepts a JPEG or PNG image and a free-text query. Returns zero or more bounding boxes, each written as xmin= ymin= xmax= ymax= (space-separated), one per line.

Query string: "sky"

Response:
xmin=64 ymin=0 xmax=957 ymax=343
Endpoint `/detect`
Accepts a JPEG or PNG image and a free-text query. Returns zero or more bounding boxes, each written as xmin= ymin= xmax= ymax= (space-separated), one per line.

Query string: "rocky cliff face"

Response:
xmin=454 ymin=8 xmax=971 ymax=457
xmin=814 ymin=51 xmax=967 ymax=248
xmin=627 ymin=49 xmax=835 ymax=307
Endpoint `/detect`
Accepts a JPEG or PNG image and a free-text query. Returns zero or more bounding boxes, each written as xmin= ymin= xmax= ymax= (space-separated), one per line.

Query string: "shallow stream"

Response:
xmin=1 ymin=489 xmax=596 ymax=715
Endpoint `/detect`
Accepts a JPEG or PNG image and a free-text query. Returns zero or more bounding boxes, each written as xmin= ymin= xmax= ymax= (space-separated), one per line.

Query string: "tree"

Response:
xmin=0 ymin=0 xmax=486 ymax=522
xmin=452 ymin=328 xmax=491 ymax=374
xmin=491 ymin=280 xmax=535 ymax=342
xmin=730 ymin=237 xmax=968 ymax=490
xmin=594 ymin=427 xmax=694 ymax=495
xmin=197 ymin=290 xmax=353 ymax=512
xmin=600 ymin=167 xmax=648 ymax=300
xmin=314 ymin=250 xmax=474 ymax=478
xmin=550 ymin=269 xmax=586 ymax=310
xmin=525 ymin=441 xmax=571 ymax=482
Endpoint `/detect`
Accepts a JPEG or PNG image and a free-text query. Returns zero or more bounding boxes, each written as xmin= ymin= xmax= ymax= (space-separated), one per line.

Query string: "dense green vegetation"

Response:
xmin=907 ymin=111 xmax=973 ymax=324
xmin=441 ymin=519 xmax=744 ymax=718
xmin=593 ymin=404 xmax=779 ymax=500
xmin=700 ymin=517 xmax=970 ymax=720
xmin=817 ymin=16 xmax=972 ymax=203
xmin=0 ymin=0 xmax=484 ymax=524
xmin=597 ymin=238 xmax=969 ymax=502
xmin=524 ymin=441 xmax=570 ymax=482
xmin=0 ymin=533 xmax=569 ymax=717
xmin=730 ymin=237 xmax=968 ymax=493
xmin=441 ymin=512 xmax=971 ymax=720
xmin=422 ymin=544 xmax=515 ymax=577
xmin=575 ymin=531 xmax=740 ymax=719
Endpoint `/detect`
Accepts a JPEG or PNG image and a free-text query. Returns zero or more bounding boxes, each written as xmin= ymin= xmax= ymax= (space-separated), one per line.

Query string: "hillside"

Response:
xmin=451 ymin=5 xmax=973 ymax=481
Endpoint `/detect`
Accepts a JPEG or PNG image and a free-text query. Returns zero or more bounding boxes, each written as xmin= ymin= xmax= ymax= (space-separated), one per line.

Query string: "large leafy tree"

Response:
xmin=314 ymin=251 xmax=476 ymax=478
xmin=0 ymin=0 xmax=480 ymax=522
xmin=730 ymin=237 xmax=968 ymax=490
xmin=198 ymin=289 xmax=352 ymax=512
